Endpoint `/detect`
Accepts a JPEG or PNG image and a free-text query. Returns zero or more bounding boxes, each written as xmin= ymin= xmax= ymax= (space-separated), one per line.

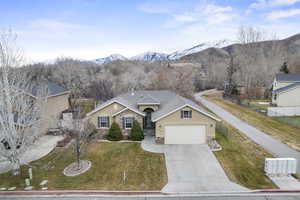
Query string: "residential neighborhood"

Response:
xmin=1 ymin=0 xmax=300 ymax=199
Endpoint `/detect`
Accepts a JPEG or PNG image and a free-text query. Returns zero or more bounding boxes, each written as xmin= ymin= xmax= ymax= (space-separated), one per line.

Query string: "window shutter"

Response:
xmin=122 ymin=117 xmax=125 ymax=129
xmin=190 ymin=110 xmax=192 ymax=118
xmin=180 ymin=110 xmax=183 ymax=118
xmin=107 ymin=117 xmax=110 ymax=127
xmin=98 ymin=117 xmax=101 ymax=128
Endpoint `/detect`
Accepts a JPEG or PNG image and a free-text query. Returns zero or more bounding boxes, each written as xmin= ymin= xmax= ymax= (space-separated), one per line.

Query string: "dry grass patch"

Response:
xmin=205 ymin=92 xmax=300 ymax=151
xmin=0 ymin=143 xmax=167 ymax=190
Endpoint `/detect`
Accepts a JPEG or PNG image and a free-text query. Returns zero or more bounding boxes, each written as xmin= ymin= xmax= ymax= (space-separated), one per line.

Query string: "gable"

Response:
xmin=153 ymin=104 xmax=220 ymax=122
xmin=156 ymin=106 xmax=217 ymax=124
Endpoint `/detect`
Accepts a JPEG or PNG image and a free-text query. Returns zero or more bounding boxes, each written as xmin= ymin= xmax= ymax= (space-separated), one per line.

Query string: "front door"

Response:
xmin=145 ymin=111 xmax=154 ymax=129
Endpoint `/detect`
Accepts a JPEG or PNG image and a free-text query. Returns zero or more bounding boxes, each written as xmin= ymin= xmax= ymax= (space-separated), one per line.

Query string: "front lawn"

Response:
xmin=0 ymin=143 xmax=167 ymax=190
xmin=205 ymin=91 xmax=300 ymax=151
xmin=214 ymin=123 xmax=277 ymax=189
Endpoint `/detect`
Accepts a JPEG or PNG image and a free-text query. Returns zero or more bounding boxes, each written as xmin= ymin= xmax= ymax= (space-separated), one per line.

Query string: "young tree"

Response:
xmin=107 ymin=122 xmax=122 ymax=141
xmin=0 ymin=30 xmax=47 ymax=175
xmin=129 ymin=120 xmax=144 ymax=141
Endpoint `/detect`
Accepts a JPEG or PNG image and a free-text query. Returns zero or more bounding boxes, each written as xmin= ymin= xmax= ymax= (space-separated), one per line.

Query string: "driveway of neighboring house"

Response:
xmin=141 ymin=135 xmax=248 ymax=193
xmin=0 ymin=135 xmax=63 ymax=174
xmin=195 ymin=90 xmax=300 ymax=175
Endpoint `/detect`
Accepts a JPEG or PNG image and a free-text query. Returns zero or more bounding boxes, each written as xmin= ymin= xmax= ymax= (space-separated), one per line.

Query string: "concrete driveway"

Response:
xmin=161 ymin=144 xmax=248 ymax=193
xmin=195 ymin=90 xmax=300 ymax=175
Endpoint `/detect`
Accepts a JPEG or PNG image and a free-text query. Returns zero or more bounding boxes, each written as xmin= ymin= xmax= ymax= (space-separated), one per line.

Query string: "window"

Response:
xmin=124 ymin=117 xmax=134 ymax=129
xmin=181 ymin=110 xmax=192 ymax=119
xmin=98 ymin=116 xmax=109 ymax=128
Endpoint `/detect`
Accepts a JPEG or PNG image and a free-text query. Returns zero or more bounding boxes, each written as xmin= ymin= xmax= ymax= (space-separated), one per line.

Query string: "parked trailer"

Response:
xmin=265 ymin=158 xmax=297 ymax=175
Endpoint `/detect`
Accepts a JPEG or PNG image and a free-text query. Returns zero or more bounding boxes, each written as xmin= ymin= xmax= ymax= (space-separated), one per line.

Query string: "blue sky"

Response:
xmin=1 ymin=0 xmax=300 ymax=62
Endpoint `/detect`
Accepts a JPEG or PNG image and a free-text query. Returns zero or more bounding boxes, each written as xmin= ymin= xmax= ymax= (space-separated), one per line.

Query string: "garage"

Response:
xmin=164 ymin=125 xmax=206 ymax=144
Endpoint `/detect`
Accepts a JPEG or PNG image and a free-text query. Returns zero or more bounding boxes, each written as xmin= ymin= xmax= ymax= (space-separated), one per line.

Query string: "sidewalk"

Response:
xmin=0 ymin=135 xmax=63 ymax=174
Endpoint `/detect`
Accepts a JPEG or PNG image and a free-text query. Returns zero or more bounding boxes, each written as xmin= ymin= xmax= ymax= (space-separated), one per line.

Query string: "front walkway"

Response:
xmin=141 ymin=136 xmax=248 ymax=193
xmin=0 ymin=135 xmax=63 ymax=174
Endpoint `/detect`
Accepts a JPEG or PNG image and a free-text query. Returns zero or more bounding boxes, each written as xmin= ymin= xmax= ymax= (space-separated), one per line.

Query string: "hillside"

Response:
xmin=180 ymin=33 xmax=300 ymax=87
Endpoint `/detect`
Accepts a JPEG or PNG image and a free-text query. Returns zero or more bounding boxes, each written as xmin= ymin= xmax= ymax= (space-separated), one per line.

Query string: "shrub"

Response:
xmin=130 ymin=120 xmax=144 ymax=141
xmin=107 ymin=122 xmax=123 ymax=141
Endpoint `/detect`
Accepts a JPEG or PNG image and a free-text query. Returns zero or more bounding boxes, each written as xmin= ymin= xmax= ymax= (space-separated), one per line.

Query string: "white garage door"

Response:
xmin=165 ymin=125 xmax=206 ymax=144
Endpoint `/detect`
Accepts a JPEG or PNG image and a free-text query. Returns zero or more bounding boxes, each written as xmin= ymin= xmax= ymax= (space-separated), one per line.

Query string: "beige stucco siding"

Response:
xmin=277 ymin=87 xmax=300 ymax=107
xmin=155 ymin=106 xmax=216 ymax=141
xmin=88 ymin=102 xmax=125 ymax=129
xmin=114 ymin=109 xmax=144 ymax=135
xmin=40 ymin=93 xmax=70 ymax=134
xmin=87 ymin=102 xmax=144 ymax=136
xmin=138 ymin=105 xmax=159 ymax=111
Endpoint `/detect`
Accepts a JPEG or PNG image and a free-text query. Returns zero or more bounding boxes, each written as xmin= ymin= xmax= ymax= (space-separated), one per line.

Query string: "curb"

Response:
xmin=0 ymin=190 xmax=162 ymax=195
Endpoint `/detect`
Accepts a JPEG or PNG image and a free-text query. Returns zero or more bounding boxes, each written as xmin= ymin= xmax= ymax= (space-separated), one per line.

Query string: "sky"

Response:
xmin=1 ymin=0 xmax=300 ymax=62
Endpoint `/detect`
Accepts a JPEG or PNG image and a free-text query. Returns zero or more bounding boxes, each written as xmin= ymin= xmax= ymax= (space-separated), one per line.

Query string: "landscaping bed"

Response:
xmin=0 ymin=143 xmax=167 ymax=190
xmin=204 ymin=91 xmax=300 ymax=151
xmin=214 ymin=123 xmax=277 ymax=189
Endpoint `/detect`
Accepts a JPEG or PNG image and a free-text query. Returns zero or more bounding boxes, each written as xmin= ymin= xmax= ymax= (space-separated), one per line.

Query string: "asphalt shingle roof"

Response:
xmin=29 ymin=82 xmax=69 ymax=97
xmin=89 ymin=90 xmax=219 ymax=121
xmin=276 ymin=74 xmax=300 ymax=82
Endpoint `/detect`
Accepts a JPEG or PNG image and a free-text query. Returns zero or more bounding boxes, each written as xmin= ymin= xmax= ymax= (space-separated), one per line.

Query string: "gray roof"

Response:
xmin=88 ymin=90 xmax=220 ymax=121
xmin=276 ymin=74 xmax=300 ymax=82
xmin=29 ymin=82 xmax=69 ymax=97
xmin=274 ymin=82 xmax=300 ymax=94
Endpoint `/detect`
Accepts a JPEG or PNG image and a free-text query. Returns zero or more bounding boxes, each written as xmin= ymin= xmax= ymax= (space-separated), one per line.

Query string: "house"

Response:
xmin=272 ymin=74 xmax=300 ymax=107
xmin=27 ymin=82 xmax=70 ymax=134
xmin=86 ymin=90 xmax=220 ymax=144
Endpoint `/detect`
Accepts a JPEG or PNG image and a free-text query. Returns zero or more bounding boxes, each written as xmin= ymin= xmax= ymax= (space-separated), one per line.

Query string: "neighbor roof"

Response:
xmin=275 ymin=74 xmax=300 ymax=82
xmin=87 ymin=90 xmax=220 ymax=121
xmin=29 ymin=82 xmax=70 ymax=97
xmin=274 ymin=82 xmax=300 ymax=94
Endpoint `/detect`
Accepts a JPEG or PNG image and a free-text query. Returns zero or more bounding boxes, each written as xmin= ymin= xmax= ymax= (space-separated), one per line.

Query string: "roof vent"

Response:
xmin=131 ymin=88 xmax=135 ymax=96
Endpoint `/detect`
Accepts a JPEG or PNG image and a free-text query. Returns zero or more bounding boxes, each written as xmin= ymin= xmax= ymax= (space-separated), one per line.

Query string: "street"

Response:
xmin=1 ymin=193 xmax=300 ymax=200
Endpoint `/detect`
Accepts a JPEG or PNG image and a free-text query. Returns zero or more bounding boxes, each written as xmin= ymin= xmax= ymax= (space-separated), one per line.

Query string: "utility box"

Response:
xmin=265 ymin=158 xmax=297 ymax=175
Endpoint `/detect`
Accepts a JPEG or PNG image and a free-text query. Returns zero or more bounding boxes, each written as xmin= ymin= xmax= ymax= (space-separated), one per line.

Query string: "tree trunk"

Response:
xmin=11 ymin=157 xmax=21 ymax=176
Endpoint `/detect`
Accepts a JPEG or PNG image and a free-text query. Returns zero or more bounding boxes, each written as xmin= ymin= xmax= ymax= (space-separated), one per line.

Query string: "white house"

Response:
xmin=272 ymin=74 xmax=300 ymax=107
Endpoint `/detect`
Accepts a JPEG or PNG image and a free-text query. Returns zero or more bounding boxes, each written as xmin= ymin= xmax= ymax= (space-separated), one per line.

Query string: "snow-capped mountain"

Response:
xmin=130 ymin=52 xmax=169 ymax=62
xmin=167 ymin=40 xmax=234 ymax=60
xmin=93 ymin=39 xmax=234 ymax=64
xmin=94 ymin=54 xmax=127 ymax=64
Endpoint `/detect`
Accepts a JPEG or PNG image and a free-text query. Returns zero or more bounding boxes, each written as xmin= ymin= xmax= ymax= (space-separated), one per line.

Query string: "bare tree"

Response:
xmin=0 ymin=30 xmax=47 ymax=175
xmin=236 ymin=25 xmax=279 ymax=98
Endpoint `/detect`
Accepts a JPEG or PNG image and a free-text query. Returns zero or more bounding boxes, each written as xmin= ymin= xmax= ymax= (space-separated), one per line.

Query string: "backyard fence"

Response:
xmin=267 ymin=107 xmax=300 ymax=117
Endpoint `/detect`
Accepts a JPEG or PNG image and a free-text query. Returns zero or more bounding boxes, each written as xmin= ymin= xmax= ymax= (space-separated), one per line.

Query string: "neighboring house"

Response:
xmin=86 ymin=90 xmax=220 ymax=144
xmin=28 ymin=82 xmax=70 ymax=134
xmin=272 ymin=74 xmax=300 ymax=107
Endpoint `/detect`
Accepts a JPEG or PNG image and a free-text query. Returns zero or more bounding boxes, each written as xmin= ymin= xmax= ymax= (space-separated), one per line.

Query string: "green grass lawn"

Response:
xmin=205 ymin=92 xmax=300 ymax=151
xmin=272 ymin=116 xmax=300 ymax=129
xmin=0 ymin=143 xmax=167 ymax=190
xmin=214 ymin=123 xmax=277 ymax=189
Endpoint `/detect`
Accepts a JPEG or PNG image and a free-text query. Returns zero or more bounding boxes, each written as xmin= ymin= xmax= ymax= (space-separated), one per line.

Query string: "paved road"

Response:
xmin=1 ymin=193 xmax=300 ymax=200
xmin=195 ymin=90 xmax=300 ymax=175
xmin=162 ymin=145 xmax=248 ymax=193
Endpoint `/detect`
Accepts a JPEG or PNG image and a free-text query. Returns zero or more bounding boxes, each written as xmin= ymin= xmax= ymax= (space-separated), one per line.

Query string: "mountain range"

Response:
xmin=93 ymin=39 xmax=233 ymax=64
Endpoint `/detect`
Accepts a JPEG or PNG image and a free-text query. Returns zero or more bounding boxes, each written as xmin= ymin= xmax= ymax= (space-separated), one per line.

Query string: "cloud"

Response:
xmin=139 ymin=1 xmax=236 ymax=27
xmin=250 ymin=0 xmax=300 ymax=9
xmin=266 ymin=8 xmax=300 ymax=19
